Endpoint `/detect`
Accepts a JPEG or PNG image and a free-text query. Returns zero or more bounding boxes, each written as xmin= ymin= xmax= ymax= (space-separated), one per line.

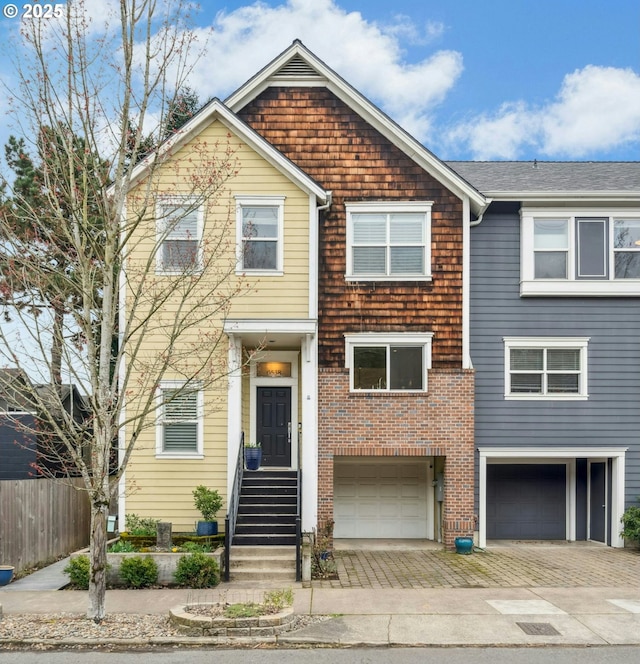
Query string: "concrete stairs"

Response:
xmin=227 ymin=545 xmax=297 ymax=582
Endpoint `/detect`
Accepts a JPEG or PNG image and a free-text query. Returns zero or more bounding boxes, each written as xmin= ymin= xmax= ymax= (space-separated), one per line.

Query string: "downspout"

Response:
xmin=300 ymin=191 xmax=331 ymax=537
xmin=464 ymin=200 xmax=491 ymax=369
xmin=317 ymin=191 xmax=333 ymax=212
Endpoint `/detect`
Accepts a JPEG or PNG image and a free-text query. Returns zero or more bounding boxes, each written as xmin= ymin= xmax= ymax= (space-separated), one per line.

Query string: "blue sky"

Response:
xmin=176 ymin=0 xmax=640 ymax=161
xmin=1 ymin=0 xmax=639 ymax=162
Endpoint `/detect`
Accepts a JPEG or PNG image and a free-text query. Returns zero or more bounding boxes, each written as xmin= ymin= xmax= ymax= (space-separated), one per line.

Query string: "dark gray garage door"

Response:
xmin=487 ymin=464 xmax=566 ymax=540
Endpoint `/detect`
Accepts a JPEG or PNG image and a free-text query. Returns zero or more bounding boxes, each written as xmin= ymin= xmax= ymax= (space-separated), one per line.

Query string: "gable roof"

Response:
xmin=225 ymin=40 xmax=487 ymax=216
xmin=449 ymin=161 xmax=640 ymax=202
xmin=125 ymin=98 xmax=329 ymax=203
xmin=0 ymin=368 xmax=35 ymax=412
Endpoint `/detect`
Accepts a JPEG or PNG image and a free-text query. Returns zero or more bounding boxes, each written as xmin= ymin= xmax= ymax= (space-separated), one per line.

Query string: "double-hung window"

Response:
xmin=156 ymin=199 xmax=202 ymax=273
xmin=345 ymin=333 xmax=433 ymax=392
xmin=156 ymin=383 xmax=203 ymax=457
xmin=346 ymin=202 xmax=432 ymax=280
xmin=504 ymin=337 xmax=589 ymax=400
xmin=614 ymin=218 xmax=640 ymax=278
xmin=236 ymin=196 xmax=284 ymax=274
xmin=522 ymin=208 xmax=640 ymax=295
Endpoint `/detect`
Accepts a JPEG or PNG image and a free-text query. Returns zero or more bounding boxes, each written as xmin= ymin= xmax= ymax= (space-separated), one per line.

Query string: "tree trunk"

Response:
xmin=87 ymin=495 xmax=108 ymax=622
xmin=51 ymin=304 xmax=64 ymax=386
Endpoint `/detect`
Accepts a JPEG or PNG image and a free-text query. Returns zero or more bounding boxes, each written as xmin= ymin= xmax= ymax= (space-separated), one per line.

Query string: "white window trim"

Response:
xmin=520 ymin=207 xmax=640 ymax=296
xmin=503 ymin=336 xmax=589 ymax=401
xmin=344 ymin=332 xmax=433 ymax=393
xmin=155 ymin=381 xmax=204 ymax=459
xmin=345 ymin=201 xmax=433 ymax=282
xmin=235 ymin=195 xmax=285 ymax=276
xmin=155 ymin=196 xmax=204 ymax=275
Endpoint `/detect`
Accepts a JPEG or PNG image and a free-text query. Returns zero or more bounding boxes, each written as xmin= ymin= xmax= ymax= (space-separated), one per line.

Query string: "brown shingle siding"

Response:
xmin=239 ymin=87 xmax=464 ymax=369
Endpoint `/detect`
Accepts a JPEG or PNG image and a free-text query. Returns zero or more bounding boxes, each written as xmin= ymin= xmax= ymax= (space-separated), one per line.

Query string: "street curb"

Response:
xmin=0 ymin=635 xmax=345 ymax=650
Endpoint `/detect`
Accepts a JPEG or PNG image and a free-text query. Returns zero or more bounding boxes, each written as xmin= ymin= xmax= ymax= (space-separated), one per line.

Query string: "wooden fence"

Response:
xmin=0 ymin=478 xmax=91 ymax=573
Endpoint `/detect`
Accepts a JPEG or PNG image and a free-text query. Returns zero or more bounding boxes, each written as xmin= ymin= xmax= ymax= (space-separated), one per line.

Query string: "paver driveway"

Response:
xmin=312 ymin=541 xmax=640 ymax=589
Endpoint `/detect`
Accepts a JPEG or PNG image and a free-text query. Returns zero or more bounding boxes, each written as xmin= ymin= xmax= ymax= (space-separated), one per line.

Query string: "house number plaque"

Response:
xmin=257 ymin=361 xmax=292 ymax=378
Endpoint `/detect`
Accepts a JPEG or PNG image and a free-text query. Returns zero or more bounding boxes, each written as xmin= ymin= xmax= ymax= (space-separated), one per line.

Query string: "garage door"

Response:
xmin=334 ymin=461 xmax=428 ymax=538
xmin=487 ymin=464 xmax=566 ymax=540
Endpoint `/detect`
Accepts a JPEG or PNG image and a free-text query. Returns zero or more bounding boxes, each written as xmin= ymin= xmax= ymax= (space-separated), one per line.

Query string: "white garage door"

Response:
xmin=334 ymin=461 xmax=428 ymax=538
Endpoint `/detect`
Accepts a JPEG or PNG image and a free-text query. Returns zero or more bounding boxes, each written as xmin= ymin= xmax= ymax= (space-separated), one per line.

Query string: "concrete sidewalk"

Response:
xmin=2 ymin=585 xmax=640 ymax=647
xmin=2 ymin=542 xmax=640 ymax=648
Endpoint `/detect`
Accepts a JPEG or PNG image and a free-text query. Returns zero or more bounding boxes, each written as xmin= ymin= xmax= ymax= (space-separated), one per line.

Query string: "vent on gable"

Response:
xmin=273 ymin=56 xmax=321 ymax=79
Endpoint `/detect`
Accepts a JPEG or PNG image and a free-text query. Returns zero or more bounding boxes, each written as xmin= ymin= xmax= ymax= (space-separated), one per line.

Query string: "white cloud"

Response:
xmin=447 ymin=102 xmax=541 ymax=160
xmin=177 ymin=0 xmax=463 ymax=142
xmin=448 ymin=65 xmax=640 ymax=159
xmin=542 ymin=66 xmax=640 ymax=157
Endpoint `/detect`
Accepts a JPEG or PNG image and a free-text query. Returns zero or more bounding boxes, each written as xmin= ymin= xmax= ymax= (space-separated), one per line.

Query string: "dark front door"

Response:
xmin=589 ymin=462 xmax=606 ymax=543
xmin=257 ymin=387 xmax=291 ymax=466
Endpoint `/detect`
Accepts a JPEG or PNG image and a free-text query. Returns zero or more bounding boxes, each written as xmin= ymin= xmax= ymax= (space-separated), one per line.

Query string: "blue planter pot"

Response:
xmin=245 ymin=447 xmax=262 ymax=471
xmin=0 ymin=565 xmax=15 ymax=586
xmin=454 ymin=537 xmax=474 ymax=555
xmin=196 ymin=521 xmax=218 ymax=536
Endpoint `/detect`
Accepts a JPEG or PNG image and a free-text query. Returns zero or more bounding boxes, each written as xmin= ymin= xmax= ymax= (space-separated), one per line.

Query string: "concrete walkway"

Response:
xmin=0 ymin=557 xmax=69 ymax=592
xmin=1 ymin=541 xmax=640 ymax=648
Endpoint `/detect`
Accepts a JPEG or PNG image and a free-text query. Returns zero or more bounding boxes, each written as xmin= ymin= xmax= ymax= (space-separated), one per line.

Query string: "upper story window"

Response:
xmin=156 ymin=199 xmax=203 ymax=274
xmin=346 ymin=202 xmax=433 ymax=281
xmin=156 ymin=382 xmax=203 ymax=457
xmin=521 ymin=207 xmax=640 ymax=296
xmin=345 ymin=333 xmax=433 ymax=392
xmin=504 ymin=337 xmax=589 ymax=401
xmin=236 ymin=196 xmax=285 ymax=275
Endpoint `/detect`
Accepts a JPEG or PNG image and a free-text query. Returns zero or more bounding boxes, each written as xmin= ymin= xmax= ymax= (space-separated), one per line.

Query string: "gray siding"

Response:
xmin=470 ymin=204 xmax=640 ymax=506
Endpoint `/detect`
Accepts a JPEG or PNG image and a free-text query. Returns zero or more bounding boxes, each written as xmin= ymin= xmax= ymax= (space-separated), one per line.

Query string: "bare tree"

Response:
xmin=0 ymin=0 xmax=245 ymax=621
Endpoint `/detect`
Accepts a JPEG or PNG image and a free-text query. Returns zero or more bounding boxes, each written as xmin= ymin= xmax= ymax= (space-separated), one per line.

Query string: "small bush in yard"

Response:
xmin=263 ymin=588 xmax=294 ymax=613
xmin=124 ymin=513 xmax=160 ymax=536
xmin=64 ymin=555 xmax=90 ymax=589
xmin=621 ymin=500 xmax=640 ymax=544
xmin=119 ymin=556 xmax=158 ymax=588
xmin=108 ymin=539 xmax=137 ymax=553
xmin=174 ymin=552 xmax=220 ymax=588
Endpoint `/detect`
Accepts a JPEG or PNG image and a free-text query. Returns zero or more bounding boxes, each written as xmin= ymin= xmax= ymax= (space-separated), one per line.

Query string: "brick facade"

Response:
xmin=318 ymin=367 xmax=475 ymax=548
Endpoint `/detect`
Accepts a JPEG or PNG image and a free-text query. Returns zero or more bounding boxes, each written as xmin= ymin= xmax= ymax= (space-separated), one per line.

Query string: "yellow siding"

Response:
xmin=124 ymin=117 xmax=313 ymax=530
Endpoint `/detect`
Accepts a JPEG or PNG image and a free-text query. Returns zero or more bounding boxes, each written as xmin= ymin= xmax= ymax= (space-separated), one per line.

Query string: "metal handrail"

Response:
xmin=224 ymin=431 xmax=245 ymax=582
xmin=295 ymin=467 xmax=302 ymax=582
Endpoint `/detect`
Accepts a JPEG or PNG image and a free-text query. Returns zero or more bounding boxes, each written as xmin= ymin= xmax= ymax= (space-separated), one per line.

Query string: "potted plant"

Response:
xmin=244 ymin=440 xmax=262 ymax=471
xmin=0 ymin=565 xmax=15 ymax=586
xmin=192 ymin=485 xmax=223 ymax=536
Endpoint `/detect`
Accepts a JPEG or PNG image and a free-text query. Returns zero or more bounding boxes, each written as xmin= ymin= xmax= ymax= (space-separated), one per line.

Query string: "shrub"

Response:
xmin=124 ymin=513 xmax=160 ymax=536
xmin=311 ymin=520 xmax=337 ymax=579
xmin=621 ymin=501 xmax=640 ymax=543
xmin=108 ymin=539 xmax=137 ymax=553
xmin=174 ymin=552 xmax=220 ymax=588
xmin=222 ymin=589 xmax=293 ymax=618
xmin=119 ymin=556 xmax=158 ymax=588
xmin=180 ymin=540 xmax=212 ymax=553
xmin=64 ymin=555 xmax=90 ymax=589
